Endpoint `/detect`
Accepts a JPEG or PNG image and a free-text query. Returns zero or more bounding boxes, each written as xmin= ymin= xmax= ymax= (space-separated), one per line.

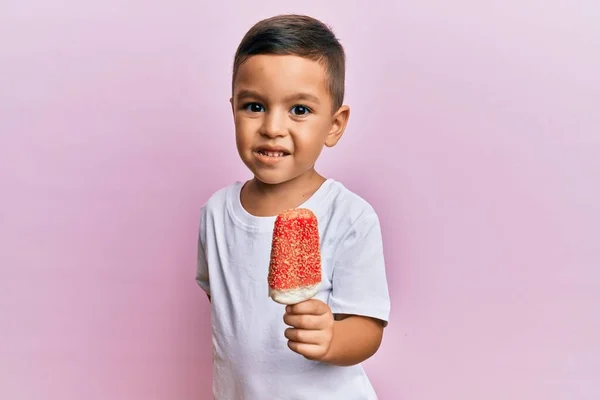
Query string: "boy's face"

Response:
xmin=231 ymin=54 xmax=349 ymax=186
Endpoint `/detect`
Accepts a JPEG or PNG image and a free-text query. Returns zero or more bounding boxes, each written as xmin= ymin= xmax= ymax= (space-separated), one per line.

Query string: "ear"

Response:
xmin=325 ymin=105 xmax=350 ymax=148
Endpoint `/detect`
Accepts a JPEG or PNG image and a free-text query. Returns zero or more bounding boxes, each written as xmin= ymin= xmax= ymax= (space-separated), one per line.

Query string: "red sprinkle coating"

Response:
xmin=268 ymin=208 xmax=322 ymax=291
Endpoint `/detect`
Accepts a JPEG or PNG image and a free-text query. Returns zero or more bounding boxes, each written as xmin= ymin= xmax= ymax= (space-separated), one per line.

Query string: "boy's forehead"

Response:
xmin=234 ymin=54 xmax=330 ymax=102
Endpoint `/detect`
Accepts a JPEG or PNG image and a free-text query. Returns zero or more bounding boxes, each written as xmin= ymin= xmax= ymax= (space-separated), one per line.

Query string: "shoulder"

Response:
xmin=327 ymin=180 xmax=379 ymax=220
xmin=332 ymin=180 xmax=375 ymax=207
xmin=323 ymin=180 xmax=381 ymax=235
xmin=201 ymin=182 xmax=242 ymax=215
xmin=198 ymin=181 xmax=244 ymax=233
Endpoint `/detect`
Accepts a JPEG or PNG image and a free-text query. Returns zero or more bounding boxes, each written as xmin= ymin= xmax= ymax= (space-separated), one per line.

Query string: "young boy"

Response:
xmin=196 ymin=14 xmax=390 ymax=399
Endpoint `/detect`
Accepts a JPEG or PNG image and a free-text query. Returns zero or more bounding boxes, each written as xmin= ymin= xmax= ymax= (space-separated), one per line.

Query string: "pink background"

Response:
xmin=1 ymin=1 xmax=599 ymax=399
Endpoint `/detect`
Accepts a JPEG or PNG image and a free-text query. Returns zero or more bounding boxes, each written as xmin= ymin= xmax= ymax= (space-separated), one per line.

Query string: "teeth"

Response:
xmin=259 ymin=150 xmax=286 ymax=157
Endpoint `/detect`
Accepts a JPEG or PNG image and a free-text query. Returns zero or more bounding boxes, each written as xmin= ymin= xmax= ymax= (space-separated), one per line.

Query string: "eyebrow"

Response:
xmin=236 ymin=89 xmax=321 ymax=105
xmin=284 ymin=92 xmax=321 ymax=104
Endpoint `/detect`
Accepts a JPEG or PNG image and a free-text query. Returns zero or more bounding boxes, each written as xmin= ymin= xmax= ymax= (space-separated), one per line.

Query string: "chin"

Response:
xmin=253 ymin=174 xmax=290 ymax=185
xmin=252 ymin=169 xmax=302 ymax=186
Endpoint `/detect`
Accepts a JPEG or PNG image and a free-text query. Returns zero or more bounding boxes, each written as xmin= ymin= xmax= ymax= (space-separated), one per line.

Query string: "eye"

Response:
xmin=290 ymin=105 xmax=311 ymax=116
xmin=243 ymin=103 xmax=265 ymax=112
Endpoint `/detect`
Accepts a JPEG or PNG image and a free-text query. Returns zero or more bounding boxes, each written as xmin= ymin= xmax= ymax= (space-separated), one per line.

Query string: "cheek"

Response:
xmin=294 ymin=135 xmax=324 ymax=163
xmin=292 ymin=121 xmax=330 ymax=157
xmin=235 ymin=117 xmax=259 ymax=146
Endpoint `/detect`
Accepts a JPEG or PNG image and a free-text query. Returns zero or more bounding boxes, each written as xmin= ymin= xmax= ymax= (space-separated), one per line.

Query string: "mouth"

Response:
xmin=254 ymin=148 xmax=291 ymax=158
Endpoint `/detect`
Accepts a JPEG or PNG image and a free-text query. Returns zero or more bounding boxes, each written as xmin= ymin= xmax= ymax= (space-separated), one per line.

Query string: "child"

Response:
xmin=196 ymin=14 xmax=390 ymax=399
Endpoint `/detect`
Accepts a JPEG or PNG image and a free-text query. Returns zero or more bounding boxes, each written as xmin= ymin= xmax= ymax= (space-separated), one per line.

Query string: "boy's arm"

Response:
xmin=284 ymin=300 xmax=385 ymax=367
xmin=197 ymin=208 xmax=211 ymax=301
xmin=326 ymin=313 xmax=384 ymax=366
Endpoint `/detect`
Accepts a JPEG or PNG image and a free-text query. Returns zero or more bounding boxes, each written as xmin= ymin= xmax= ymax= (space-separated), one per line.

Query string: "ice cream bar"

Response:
xmin=268 ymin=208 xmax=322 ymax=305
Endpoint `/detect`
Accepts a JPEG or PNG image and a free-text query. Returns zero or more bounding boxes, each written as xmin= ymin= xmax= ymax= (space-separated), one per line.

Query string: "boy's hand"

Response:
xmin=283 ymin=299 xmax=334 ymax=361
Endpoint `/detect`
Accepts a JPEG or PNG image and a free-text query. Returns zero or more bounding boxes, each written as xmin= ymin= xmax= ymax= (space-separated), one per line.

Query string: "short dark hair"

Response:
xmin=232 ymin=14 xmax=346 ymax=110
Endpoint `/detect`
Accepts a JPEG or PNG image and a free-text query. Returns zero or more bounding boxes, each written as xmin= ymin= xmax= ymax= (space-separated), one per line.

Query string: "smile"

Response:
xmin=253 ymin=149 xmax=290 ymax=165
xmin=256 ymin=150 xmax=289 ymax=158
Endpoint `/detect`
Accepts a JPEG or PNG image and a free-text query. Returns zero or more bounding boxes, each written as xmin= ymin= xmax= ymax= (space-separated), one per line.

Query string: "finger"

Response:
xmin=284 ymin=328 xmax=324 ymax=345
xmin=287 ymin=341 xmax=325 ymax=360
xmin=287 ymin=299 xmax=326 ymax=315
xmin=283 ymin=313 xmax=326 ymax=330
xmin=287 ymin=299 xmax=329 ymax=316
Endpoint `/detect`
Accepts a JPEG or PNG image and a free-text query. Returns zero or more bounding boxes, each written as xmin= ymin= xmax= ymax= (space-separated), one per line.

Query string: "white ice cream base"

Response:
xmin=269 ymin=283 xmax=320 ymax=305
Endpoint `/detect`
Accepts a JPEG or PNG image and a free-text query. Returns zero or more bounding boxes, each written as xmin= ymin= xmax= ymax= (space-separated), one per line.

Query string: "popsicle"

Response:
xmin=268 ymin=208 xmax=322 ymax=305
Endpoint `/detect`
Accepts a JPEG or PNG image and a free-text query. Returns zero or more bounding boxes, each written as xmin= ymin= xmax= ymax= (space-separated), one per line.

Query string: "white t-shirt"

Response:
xmin=196 ymin=179 xmax=390 ymax=400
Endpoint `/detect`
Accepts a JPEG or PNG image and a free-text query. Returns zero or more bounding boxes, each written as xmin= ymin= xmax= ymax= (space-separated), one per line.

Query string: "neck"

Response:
xmin=254 ymin=169 xmax=324 ymax=196
xmin=241 ymin=169 xmax=327 ymax=217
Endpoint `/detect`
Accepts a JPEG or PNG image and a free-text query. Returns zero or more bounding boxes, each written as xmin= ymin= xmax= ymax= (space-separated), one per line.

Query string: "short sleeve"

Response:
xmin=196 ymin=207 xmax=210 ymax=295
xmin=328 ymin=210 xmax=390 ymax=325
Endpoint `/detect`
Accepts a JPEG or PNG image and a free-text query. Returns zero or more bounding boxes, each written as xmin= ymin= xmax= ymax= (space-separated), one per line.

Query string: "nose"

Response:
xmin=260 ymin=109 xmax=287 ymax=138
